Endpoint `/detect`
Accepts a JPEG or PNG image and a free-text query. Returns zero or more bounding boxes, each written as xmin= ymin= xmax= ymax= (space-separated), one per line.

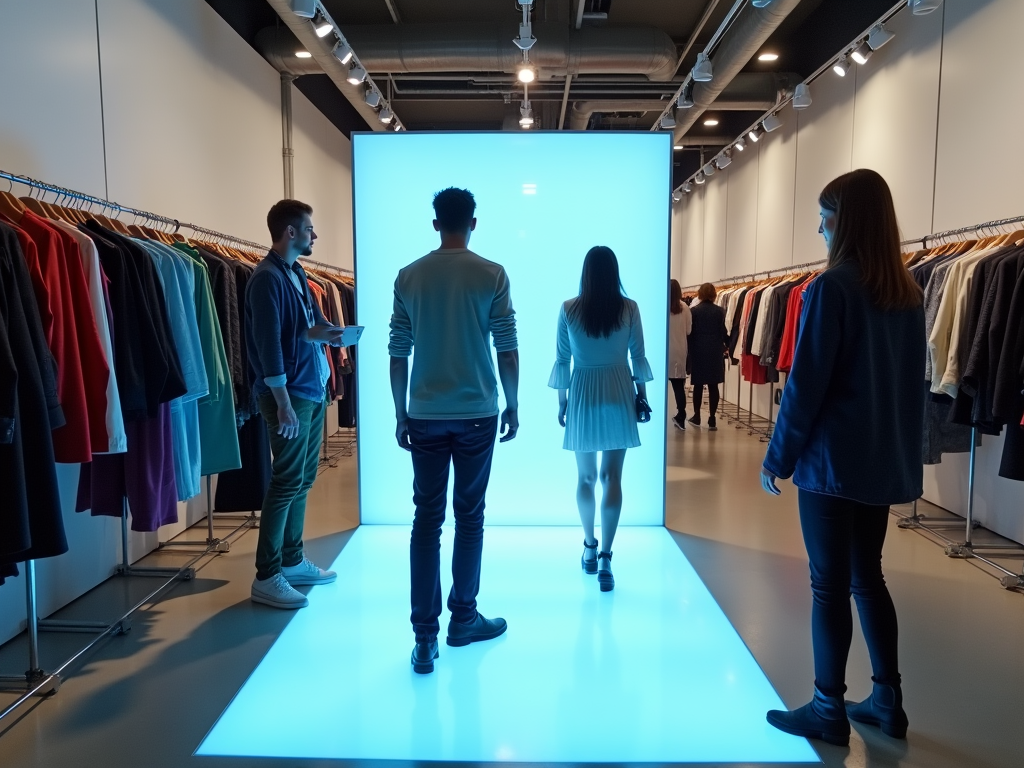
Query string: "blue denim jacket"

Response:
xmin=245 ymin=252 xmax=328 ymax=404
xmin=763 ymin=262 xmax=925 ymax=506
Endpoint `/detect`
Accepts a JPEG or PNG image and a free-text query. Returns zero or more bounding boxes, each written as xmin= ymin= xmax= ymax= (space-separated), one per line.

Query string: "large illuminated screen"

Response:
xmin=353 ymin=132 xmax=670 ymax=525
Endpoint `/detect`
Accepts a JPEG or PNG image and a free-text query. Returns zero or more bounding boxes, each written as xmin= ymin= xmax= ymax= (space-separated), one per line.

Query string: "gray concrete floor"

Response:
xmin=1 ymin=406 xmax=1022 ymax=767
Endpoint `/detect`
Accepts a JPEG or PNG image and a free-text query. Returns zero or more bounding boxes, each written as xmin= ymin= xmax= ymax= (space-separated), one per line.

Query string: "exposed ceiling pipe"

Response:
xmin=263 ymin=0 xmax=390 ymax=131
xmin=569 ymin=73 xmax=795 ymax=130
xmin=337 ymin=22 xmax=679 ymax=81
xmin=673 ymin=0 xmax=803 ymax=140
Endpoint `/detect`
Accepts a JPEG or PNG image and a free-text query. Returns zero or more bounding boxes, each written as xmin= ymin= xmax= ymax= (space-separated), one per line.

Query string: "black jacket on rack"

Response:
xmin=0 ymin=223 xmax=68 ymax=582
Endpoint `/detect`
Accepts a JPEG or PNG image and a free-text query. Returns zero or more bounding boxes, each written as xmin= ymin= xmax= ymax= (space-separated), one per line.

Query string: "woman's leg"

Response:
xmin=575 ymin=452 xmax=599 ymax=561
xmin=669 ymin=378 xmax=687 ymax=420
xmin=797 ymin=489 xmax=854 ymax=698
xmin=691 ymin=384 xmax=704 ymax=423
xmin=849 ymin=506 xmax=900 ymax=686
xmin=598 ymin=449 xmax=627 ymax=553
xmin=708 ymin=384 xmax=720 ymax=420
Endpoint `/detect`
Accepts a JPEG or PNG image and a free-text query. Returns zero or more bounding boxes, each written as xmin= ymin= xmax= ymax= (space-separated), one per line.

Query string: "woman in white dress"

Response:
xmin=548 ymin=246 xmax=654 ymax=592
xmin=668 ymin=278 xmax=693 ymax=430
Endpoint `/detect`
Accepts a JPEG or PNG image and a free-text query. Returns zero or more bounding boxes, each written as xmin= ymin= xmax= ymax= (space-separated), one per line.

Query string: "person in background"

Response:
xmin=668 ymin=278 xmax=693 ymax=431
xmin=687 ymin=283 xmax=728 ymax=431
xmin=389 ymin=187 xmax=519 ymax=675
xmin=245 ymin=200 xmax=349 ymax=609
xmin=761 ymin=169 xmax=924 ymax=746
xmin=550 ymin=246 xmax=653 ymax=592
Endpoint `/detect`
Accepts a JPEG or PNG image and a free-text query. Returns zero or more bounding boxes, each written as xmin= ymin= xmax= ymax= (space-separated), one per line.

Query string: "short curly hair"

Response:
xmin=432 ymin=188 xmax=476 ymax=233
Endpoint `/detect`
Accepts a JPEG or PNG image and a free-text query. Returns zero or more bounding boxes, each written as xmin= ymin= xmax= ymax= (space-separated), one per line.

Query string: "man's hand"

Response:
xmin=277 ymin=402 xmax=300 ymax=439
xmin=396 ymin=418 xmax=411 ymax=451
xmin=306 ymin=324 xmax=346 ymax=345
xmin=499 ymin=408 xmax=519 ymax=443
xmin=760 ymin=468 xmax=781 ymax=496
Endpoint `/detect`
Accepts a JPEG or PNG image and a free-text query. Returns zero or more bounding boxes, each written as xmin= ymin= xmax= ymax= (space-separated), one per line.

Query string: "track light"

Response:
xmin=693 ymin=52 xmax=713 ymax=82
xmin=672 ymin=190 xmax=683 ymax=203
xmin=868 ymin=24 xmax=895 ymax=51
xmin=748 ymin=127 xmax=762 ymax=143
xmin=851 ymin=41 xmax=873 ymax=65
xmin=313 ymin=13 xmax=333 ymax=37
xmin=735 ymin=137 xmax=746 ymax=152
xmin=833 ymin=57 xmax=851 ymax=77
xmin=909 ymin=0 xmax=942 ymax=15
xmin=517 ymin=64 xmax=536 ymax=83
xmin=365 ymin=89 xmax=381 ymax=108
xmin=519 ymin=102 xmax=534 ymax=128
xmin=762 ymin=113 xmax=782 ymax=132
xmin=347 ymin=63 xmax=367 ymax=84
xmin=751 ymin=0 xmax=774 ymax=7
xmin=291 ymin=0 xmax=316 ymax=19
xmin=678 ymin=83 xmax=694 ymax=109
xmin=716 ymin=151 xmax=732 ymax=170
xmin=703 ymin=162 xmax=716 ymax=177
xmin=660 ymin=114 xmax=677 ymax=130
xmin=683 ymin=182 xmax=693 ymax=193
xmin=333 ymin=41 xmax=354 ymax=65
xmin=393 ymin=122 xmax=402 ymax=131
xmin=792 ymin=82 xmax=812 ymax=109
xmin=378 ymin=108 xmax=393 ymax=124
xmin=695 ymin=172 xmax=706 ymax=185
xmin=295 ymin=50 xmax=312 ymax=58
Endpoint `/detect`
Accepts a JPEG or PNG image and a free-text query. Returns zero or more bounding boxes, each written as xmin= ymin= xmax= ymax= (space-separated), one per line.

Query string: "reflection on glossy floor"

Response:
xmin=197 ymin=526 xmax=816 ymax=763
xmin=1 ymin=405 xmax=1023 ymax=767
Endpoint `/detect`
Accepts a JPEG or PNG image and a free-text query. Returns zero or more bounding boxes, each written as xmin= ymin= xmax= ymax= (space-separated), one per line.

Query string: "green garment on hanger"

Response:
xmin=174 ymin=242 xmax=242 ymax=475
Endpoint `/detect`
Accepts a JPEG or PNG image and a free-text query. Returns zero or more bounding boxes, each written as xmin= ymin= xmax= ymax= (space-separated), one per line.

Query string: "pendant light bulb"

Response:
xmin=519 ymin=101 xmax=534 ymax=128
xmin=692 ymin=52 xmax=713 ymax=83
xmin=517 ymin=65 xmax=536 ymax=83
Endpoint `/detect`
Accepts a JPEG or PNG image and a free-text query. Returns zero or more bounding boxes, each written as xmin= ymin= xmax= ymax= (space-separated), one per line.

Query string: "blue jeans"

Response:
xmin=798 ymin=489 xmax=900 ymax=697
xmin=408 ymin=417 xmax=498 ymax=642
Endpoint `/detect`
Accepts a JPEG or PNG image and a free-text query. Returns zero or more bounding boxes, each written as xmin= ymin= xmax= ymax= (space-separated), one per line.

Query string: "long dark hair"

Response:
xmin=670 ymin=279 xmax=683 ymax=314
xmin=572 ymin=246 xmax=626 ymax=338
xmin=819 ymin=169 xmax=921 ymax=311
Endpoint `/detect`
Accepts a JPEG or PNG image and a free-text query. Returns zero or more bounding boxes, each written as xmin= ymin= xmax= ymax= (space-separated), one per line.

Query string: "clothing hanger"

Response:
xmin=0 ymin=178 xmax=26 ymax=222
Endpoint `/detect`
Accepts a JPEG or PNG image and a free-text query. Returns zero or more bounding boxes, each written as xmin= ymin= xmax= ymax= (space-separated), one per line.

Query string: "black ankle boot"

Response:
xmin=767 ymin=686 xmax=850 ymax=746
xmin=846 ymin=680 xmax=908 ymax=739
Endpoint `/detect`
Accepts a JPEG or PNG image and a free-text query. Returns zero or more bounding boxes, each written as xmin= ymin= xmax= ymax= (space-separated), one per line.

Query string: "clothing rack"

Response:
xmin=681 ymin=258 xmax=826 ymax=293
xmin=299 ymin=256 xmax=354 ymax=277
xmin=889 ymin=214 xmax=1024 ymax=591
xmin=0 ymin=171 xmax=266 ymax=726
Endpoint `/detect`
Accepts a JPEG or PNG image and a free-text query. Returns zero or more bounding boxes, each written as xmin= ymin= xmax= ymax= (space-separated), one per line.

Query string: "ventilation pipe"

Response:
xmin=673 ymin=0 xmax=803 ymax=140
xmin=569 ymin=73 xmax=796 ymax=130
xmin=263 ymin=0 xmax=391 ymax=131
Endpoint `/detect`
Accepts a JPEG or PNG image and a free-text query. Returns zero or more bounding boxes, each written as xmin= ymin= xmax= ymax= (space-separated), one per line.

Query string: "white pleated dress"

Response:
xmin=548 ymin=298 xmax=654 ymax=452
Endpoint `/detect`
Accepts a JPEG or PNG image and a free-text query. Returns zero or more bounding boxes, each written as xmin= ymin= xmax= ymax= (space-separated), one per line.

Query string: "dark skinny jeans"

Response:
xmin=798 ymin=489 xmax=901 ymax=698
xmin=669 ymin=378 xmax=687 ymax=419
xmin=691 ymin=383 xmax=720 ymax=421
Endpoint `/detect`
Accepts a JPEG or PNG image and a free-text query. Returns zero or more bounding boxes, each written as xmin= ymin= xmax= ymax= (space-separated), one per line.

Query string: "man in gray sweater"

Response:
xmin=389 ymin=187 xmax=519 ymax=674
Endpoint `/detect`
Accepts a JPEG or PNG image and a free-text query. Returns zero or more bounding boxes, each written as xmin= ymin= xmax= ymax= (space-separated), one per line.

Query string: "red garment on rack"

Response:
xmin=777 ymin=275 xmax=816 ymax=373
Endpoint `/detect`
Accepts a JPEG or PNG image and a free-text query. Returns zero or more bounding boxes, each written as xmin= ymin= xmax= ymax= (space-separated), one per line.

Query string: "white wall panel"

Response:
xmin=0 ymin=0 xmax=106 ymax=197
xmin=702 ymin=172 xmax=729 ymax=282
xmin=292 ymin=88 xmax=354 ymax=269
xmin=932 ymin=0 xmax=1024 ymax=231
xmin=754 ymin=107 xmax=797 ymax=272
xmin=670 ymin=205 xmax=684 ymax=279
xmin=852 ymin=7 xmax=943 ymax=241
xmin=724 ymin=143 xmax=758 ymax=279
xmin=792 ymin=72 xmax=855 ymax=265
xmin=98 ymin=0 xmax=282 ymax=245
xmin=679 ymin=189 xmax=705 ymax=287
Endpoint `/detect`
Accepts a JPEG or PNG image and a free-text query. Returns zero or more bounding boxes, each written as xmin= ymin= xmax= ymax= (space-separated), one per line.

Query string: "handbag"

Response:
xmin=635 ymin=393 xmax=652 ymax=423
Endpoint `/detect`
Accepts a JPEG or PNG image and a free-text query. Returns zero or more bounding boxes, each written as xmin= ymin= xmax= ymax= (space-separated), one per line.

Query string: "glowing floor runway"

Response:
xmin=197 ymin=526 xmax=818 ymax=763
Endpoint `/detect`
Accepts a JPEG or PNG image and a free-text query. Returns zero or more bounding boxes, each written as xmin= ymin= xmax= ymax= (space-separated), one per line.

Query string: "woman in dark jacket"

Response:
xmin=687 ymin=283 xmax=729 ymax=430
xmin=761 ymin=169 xmax=925 ymax=747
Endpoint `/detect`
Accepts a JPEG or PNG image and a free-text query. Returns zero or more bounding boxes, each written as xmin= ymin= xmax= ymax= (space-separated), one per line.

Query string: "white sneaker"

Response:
xmin=251 ymin=573 xmax=309 ymax=609
xmin=281 ymin=556 xmax=337 ymax=586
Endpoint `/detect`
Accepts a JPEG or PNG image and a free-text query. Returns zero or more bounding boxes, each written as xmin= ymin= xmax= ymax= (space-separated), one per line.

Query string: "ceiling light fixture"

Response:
xmin=692 ymin=52 xmax=713 ymax=82
xmin=333 ymin=41 xmax=354 ymax=65
xmin=519 ymin=101 xmax=535 ymax=128
xmin=868 ymin=24 xmax=895 ymax=50
xmin=833 ymin=56 xmax=851 ymax=77
xmin=908 ymin=0 xmax=942 ymax=15
xmin=517 ymin=64 xmax=536 ymax=83
xmin=393 ymin=122 xmax=402 ymax=131
xmin=792 ymin=82 xmax=812 ymax=109
xmin=751 ymin=0 xmax=774 ymax=7
xmin=314 ymin=15 xmax=333 ymax=37
xmin=703 ymin=162 xmax=716 ymax=177
xmin=674 ymin=145 xmax=683 ymax=151
xmin=748 ymin=127 xmax=762 ymax=143
xmin=717 ymin=152 xmax=732 ymax=170
xmin=365 ymin=90 xmax=381 ymax=108
xmin=672 ymin=190 xmax=683 ymax=203
xmin=683 ymin=182 xmax=693 ymax=193
xmin=678 ymin=83 xmax=694 ymax=109
xmin=295 ymin=50 xmax=312 ymax=58
xmin=695 ymin=172 xmax=706 ymax=185
xmin=735 ymin=137 xmax=746 ymax=152
xmin=660 ymin=114 xmax=677 ymax=130
xmin=346 ymin=63 xmax=367 ymax=84
xmin=703 ymin=118 xmax=719 ymax=127
xmin=758 ymin=53 xmax=779 ymax=62
xmin=851 ymin=41 xmax=873 ymax=65
xmin=378 ymin=108 xmax=393 ymax=124
xmin=291 ymin=0 xmax=316 ymax=18
xmin=762 ymin=113 xmax=782 ymax=132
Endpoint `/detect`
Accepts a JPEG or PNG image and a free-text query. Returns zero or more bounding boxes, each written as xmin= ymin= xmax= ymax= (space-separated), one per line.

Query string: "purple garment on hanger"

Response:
xmin=77 ymin=402 xmax=178 ymax=532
